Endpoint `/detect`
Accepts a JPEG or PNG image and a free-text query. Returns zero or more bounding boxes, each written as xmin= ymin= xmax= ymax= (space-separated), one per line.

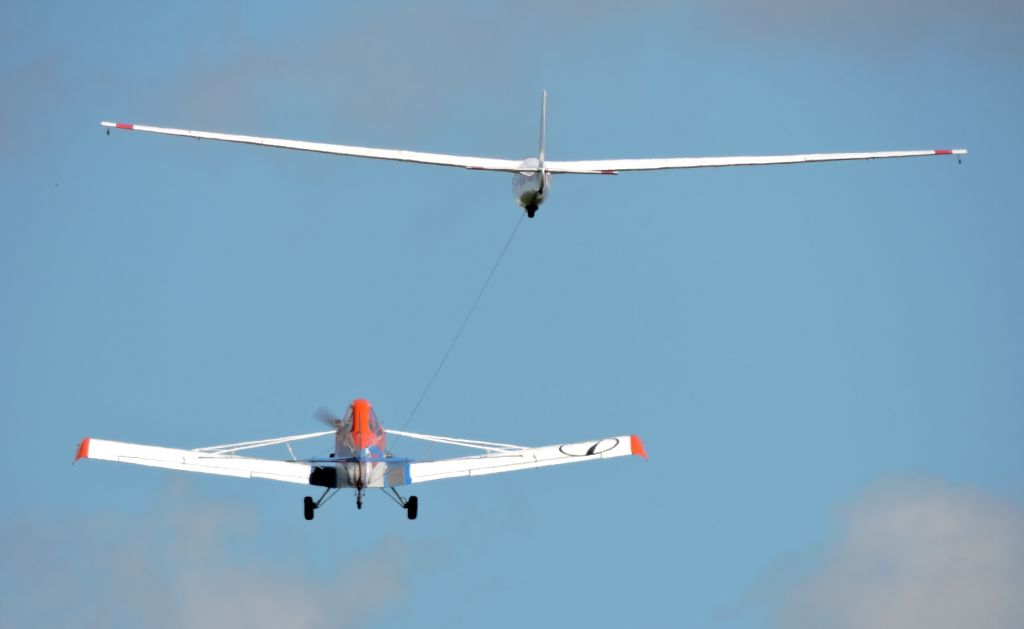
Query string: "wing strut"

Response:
xmin=194 ymin=430 xmax=335 ymax=455
xmin=385 ymin=428 xmax=525 ymax=453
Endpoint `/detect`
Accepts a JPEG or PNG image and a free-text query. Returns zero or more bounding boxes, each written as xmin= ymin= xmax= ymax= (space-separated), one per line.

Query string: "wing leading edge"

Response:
xmin=75 ymin=433 xmax=647 ymax=487
xmin=101 ymin=121 xmax=963 ymax=176
xmin=405 ymin=434 xmax=647 ymax=485
xmin=75 ymin=437 xmax=313 ymax=484
xmin=545 ymin=149 xmax=968 ymax=174
xmin=100 ymin=121 xmax=527 ymax=172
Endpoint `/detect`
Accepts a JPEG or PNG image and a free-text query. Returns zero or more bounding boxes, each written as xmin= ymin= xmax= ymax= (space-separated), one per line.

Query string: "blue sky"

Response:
xmin=2 ymin=2 xmax=1022 ymax=627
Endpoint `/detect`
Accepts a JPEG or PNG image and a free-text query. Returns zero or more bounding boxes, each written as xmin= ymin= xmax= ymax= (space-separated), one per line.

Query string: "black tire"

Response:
xmin=303 ymin=496 xmax=315 ymax=521
xmin=406 ymin=496 xmax=418 ymax=520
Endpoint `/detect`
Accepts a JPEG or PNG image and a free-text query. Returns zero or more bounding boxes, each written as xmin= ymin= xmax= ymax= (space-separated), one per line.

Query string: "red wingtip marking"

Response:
xmin=74 ymin=438 xmax=91 ymax=463
xmin=630 ymin=434 xmax=648 ymax=460
xmin=115 ymin=123 xmax=134 ymax=130
xmin=934 ymin=149 xmax=953 ymax=155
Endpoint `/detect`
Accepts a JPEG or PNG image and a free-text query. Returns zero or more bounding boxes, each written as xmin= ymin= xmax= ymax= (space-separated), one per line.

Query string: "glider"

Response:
xmin=101 ymin=91 xmax=966 ymax=218
xmin=75 ymin=398 xmax=647 ymax=520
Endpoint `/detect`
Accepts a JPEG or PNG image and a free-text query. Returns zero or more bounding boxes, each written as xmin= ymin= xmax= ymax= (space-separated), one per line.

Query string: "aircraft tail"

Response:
xmin=538 ymin=89 xmax=547 ymax=170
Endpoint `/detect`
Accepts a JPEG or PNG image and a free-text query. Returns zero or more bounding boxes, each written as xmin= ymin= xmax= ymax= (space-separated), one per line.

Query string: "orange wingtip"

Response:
xmin=630 ymin=434 xmax=648 ymax=460
xmin=74 ymin=438 xmax=91 ymax=463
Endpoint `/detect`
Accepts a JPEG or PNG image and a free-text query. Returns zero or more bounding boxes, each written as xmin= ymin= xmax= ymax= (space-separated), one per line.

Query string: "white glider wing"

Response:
xmin=544 ymin=149 xmax=967 ymax=174
xmin=74 ymin=435 xmax=326 ymax=484
xmin=100 ymin=121 xmax=527 ymax=172
xmin=404 ymin=434 xmax=648 ymax=484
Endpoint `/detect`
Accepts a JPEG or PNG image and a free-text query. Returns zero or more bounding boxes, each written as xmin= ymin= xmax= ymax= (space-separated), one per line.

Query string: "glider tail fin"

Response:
xmin=538 ymin=89 xmax=547 ymax=170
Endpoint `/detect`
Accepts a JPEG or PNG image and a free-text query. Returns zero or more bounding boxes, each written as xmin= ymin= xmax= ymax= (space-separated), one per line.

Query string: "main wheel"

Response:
xmin=303 ymin=496 xmax=315 ymax=521
xmin=406 ymin=496 xmax=418 ymax=520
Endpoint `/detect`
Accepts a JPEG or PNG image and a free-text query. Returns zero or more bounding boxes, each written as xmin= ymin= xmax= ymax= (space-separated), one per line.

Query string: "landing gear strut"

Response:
xmin=303 ymin=487 xmax=418 ymax=520
xmin=303 ymin=486 xmax=336 ymax=521
xmin=384 ymin=487 xmax=419 ymax=520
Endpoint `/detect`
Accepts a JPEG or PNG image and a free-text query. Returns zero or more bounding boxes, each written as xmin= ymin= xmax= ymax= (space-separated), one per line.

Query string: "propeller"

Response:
xmin=315 ymin=407 xmax=344 ymax=429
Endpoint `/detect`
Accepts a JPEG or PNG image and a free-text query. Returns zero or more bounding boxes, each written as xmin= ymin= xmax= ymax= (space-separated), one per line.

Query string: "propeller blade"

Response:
xmin=315 ymin=407 xmax=342 ymax=428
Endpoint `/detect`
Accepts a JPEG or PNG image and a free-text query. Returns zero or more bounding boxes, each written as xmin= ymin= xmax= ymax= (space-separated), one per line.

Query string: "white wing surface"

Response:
xmin=76 ymin=432 xmax=647 ymax=487
xmin=406 ymin=434 xmax=647 ymax=484
xmin=75 ymin=437 xmax=313 ymax=484
xmin=545 ymin=149 xmax=967 ymax=174
xmin=100 ymin=121 xmax=528 ymax=172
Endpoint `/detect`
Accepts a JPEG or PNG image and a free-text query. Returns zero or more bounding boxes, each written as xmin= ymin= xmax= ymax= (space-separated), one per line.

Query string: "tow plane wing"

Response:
xmin=76 ymin=437 xmax=312 ymax=483
xmin=408 ymin=436 xmax=645 ymax=482
xmin=74 ymin=430 xmax=334 ymax=484
xmin=74 ymin=430 xmax=646 ymax=487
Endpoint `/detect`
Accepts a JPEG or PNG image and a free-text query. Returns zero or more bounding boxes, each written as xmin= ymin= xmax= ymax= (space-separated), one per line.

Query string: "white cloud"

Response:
xmin=0 ymin=485 xmax=407 ymax=629
xmin=774 ymin=480 xmax=1024 ymax=629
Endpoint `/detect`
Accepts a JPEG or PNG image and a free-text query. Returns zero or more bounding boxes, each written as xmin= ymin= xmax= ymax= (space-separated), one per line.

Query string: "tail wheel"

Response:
xmin=406 ymin=496 xmax=419 ymax=520
xmin=303 ymin=496 xmax=315 ymax=521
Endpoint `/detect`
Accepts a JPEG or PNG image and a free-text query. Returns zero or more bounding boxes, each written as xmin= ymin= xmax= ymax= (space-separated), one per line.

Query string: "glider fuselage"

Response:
xmin=512 ymin=157 xmax=551 ymax=217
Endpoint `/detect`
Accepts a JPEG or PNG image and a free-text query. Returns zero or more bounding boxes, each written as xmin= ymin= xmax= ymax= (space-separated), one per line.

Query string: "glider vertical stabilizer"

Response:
xmin=539 ymin=89 xmax=547 ymax=170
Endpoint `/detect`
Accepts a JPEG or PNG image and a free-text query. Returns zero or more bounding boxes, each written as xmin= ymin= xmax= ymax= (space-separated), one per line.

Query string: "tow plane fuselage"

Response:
xmin=318 ymin=398 xmax=395 ymax=491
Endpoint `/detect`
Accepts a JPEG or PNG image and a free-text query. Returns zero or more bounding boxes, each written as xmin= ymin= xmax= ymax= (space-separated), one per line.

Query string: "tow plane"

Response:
xmin=101 ymin=91 xmax=966 ymax=218
xmin=75 ymin=398 xmax=647 ymax=520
